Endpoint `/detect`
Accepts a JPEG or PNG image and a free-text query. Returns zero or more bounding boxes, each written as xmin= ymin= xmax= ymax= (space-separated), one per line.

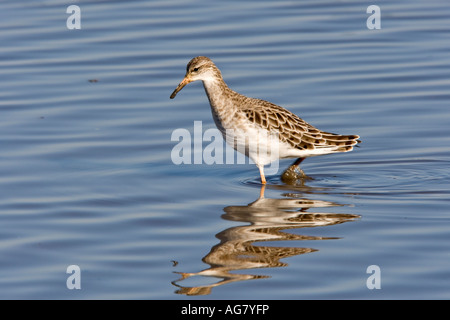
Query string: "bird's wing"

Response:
xmin=242 ymin=99 xmax=359 ymax=151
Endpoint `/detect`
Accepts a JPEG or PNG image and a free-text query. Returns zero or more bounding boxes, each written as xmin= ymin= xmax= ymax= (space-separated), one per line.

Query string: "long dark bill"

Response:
xmin=170 ymin=77 xmax=191 ymax=99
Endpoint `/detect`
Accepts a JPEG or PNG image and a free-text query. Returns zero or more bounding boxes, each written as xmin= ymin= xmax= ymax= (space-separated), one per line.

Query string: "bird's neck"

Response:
xmin=202 ymin=78 xmax=239 ymax=129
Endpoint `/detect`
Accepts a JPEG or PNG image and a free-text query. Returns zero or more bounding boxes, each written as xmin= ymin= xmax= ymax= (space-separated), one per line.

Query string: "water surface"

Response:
xmin=1 ymin=0 xmax=450 ymax=299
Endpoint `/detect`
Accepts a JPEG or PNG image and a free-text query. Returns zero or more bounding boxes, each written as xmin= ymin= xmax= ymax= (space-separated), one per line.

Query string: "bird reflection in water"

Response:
xmin=171 ymin=184 xmax=359 ymax=296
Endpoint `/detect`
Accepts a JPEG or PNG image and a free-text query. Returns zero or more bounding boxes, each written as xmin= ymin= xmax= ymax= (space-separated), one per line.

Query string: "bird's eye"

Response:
xmin=192 ymin=67 xmax=199 ymax=72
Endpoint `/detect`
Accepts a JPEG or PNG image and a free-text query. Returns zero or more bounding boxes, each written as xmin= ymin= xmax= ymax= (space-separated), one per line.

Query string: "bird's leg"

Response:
xmin=259 ymin=184 xmax=266 ymax=199
xmin=290 ymin=157 xmax=305 ymax=169
xmin=258 ymin=165 xmax=267 ymax=185
xmin=287 ymin=157 xmax=305 ymax=174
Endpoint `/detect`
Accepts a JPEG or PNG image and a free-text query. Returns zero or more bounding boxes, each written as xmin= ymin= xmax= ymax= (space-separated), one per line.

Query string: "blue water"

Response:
xmin=1 ymin=0 xmax=450 ymax=299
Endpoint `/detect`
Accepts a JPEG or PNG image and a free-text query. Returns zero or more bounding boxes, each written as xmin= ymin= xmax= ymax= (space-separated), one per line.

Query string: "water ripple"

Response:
xmin=1 ymin=0 xmax=450 ymax=299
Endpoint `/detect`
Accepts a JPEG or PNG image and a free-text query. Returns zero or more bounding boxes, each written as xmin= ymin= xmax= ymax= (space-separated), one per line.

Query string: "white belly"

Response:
xmin=220 ymin=124 xmax=287 ymax=166
xmin=219 ymin=122 xmax=341 ymax=166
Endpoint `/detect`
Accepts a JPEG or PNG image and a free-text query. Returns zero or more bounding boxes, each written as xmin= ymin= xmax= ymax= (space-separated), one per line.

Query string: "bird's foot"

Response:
xmin=281 ymin=166 xmax=312 ymax=183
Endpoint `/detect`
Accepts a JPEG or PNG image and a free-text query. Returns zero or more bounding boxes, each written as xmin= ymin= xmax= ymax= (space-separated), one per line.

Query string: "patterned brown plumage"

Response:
xmin=241 ymin=99 xmax=360 ymax=152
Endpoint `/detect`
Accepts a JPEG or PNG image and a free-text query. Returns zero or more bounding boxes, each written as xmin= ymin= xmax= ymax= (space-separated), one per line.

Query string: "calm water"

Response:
xmin=1 ymin=0 xmax=449 ymax=299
